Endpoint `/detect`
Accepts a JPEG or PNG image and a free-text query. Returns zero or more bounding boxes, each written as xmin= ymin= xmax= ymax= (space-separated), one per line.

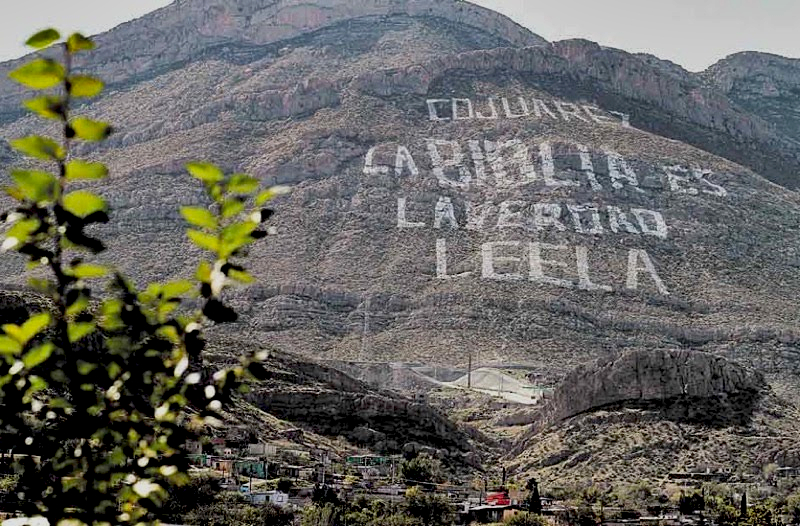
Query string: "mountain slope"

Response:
xmin=0 ymin=0 xmax=799 ymax=483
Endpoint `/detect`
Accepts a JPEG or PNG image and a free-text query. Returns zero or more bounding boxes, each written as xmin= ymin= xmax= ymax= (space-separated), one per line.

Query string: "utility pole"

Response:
xmin=467 ymin=351 xmax=472 ymax=389
xmin=360 ymin=298 xmax=370 ymax=358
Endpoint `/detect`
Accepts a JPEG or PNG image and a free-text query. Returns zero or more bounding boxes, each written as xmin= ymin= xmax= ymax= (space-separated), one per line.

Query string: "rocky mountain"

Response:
xmin=704 ymin=52 xmax=800 ymax=152
xmin=1 ymin=0 xmax=799 ymax=482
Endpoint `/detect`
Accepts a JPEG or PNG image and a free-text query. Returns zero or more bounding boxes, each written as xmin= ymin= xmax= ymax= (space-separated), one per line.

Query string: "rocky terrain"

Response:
xmin=1 ymin=0 xmax=799 ymax=483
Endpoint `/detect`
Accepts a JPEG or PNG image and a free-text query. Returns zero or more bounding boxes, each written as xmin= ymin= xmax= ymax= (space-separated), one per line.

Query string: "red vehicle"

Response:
xmin=486 ymin=491 xmax=510 ymax=506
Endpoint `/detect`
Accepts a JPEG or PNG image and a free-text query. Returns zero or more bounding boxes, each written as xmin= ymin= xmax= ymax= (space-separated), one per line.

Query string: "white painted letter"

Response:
xmin=576 ymin=143 xmax=602 ymax=191
xmin=482 ymin=241 xmax=523 ymax=281
xmin=397 ymin=198 xmax=426 ymax=229
xmin=607 ymin=206 xmax=639 ymax=235
xmin=436 ymin=239 xmax=471 ymax=279
xmin=452 ymin=99 xmax=475 ymax=120
xmin=606 ymin=150 xmax=642 ymax=192
xmin=497 ymin=201 xmax=525 ymax=229
xmin=555 ymin=101 xmax=589 ymax=122
xmin=534 ymin=203 xmax=566 ymax=232
xmin=632 ymin=208 xmax=668 ymax=240
xmin=502 ymin=97 xmax=530 ymax=119
xmin=363 ymin=146 xmax=389 ymax=175
xmin=540 ymin=142 xmax=579 ymax=188
xmin=475 ymin=98 xmax=499 ymax=119
xmin=583 ymin=105 xmax=615 ymax=125
xmin=487 ymin=140 xmax=538 ymax=188
xmin=426 ymin=139 xmax=473 ymax=190
xmin=693 ymin=168 xmax=728 ymax=197
xmin=434 ymin=196 xmax=458 ymax=229
xmin=567 ymin=205 xmax=604 ymax=235
xmin=576 ymin=246 xmax=612 ymax=291
xmin=529 ymin=242 xmax=573 ymax=288
xmin=468 ymin=140 xmax=489 ymax=187
xmin=394 ymin=146 xmax=419 ymax=177
xmin=426 ymin=99 xmax=451 ymax=121
xmin=531 ymin=99 xmax=557 ymax=120
xmin=664 ymin=164 xmax=698 ymax=195
xmin=626 ymin=249 xmax=669 ymax=295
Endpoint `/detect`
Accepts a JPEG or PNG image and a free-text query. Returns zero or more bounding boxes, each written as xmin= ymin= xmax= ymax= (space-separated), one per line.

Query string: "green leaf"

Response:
xmin=23 ymin=342 xmax=54 ymax=368
xmin=162 ymin=280 xmax=194 ymax=300
xmin=11 ymin=170 xmax=58 ymax=202
xmin=70 ymin=117 xmax=111 ymax=141
xmin=63 ymin=190 xmax=107 ymax=218
xmin=186 ymin=162 xmax=224 ymax=184
xmin=3 ymin=313 xmax=50 ymax=346
xmin=229 ymin=269 xmax=255 ymax=284
xmin=187 ymin=230 xmax=219 ymax=252
xmin=25 ymin=29 xmax=61 ymax=49
xmin=66 ymin=33 xmax=94 ymax=53
xmin=220 ymin=221 xmax=257 ymax=257
xmin=221 ymin=198 xmax=244 ymax=219
xmin=24 ymin=96 xmax=63 ymax=119
xmin=77 ymin=361 xmax=97 ymax=375
xmin=227 ymin=174 xmax=259 ymax=194
xmin=3 ymin=219 xmax=40 ymax=249
xmin=0 ymin=336 xmax=22 ymax=355
xmin=180 ymin=207 xmax=217 ymax=230
xmin=21 ymin=313 xmax=51 ymax=343
xmin=68 ymin=322 xmax=95 ymax=343
xmin=65 ymin=160 xmax=107 ymax=181
xmin=196 ymin=261 xmax=212 ymax=283
xmin=26 ymin=375 xmax=47 ymax=394
xmin=11 ymin=136 xmax=64 ymax=160
xmin=99 ymin=299 xmax=124 ymax=331
xmin=222 ymin=221 xmax=257 ymax=244
xmin=69 ymin=75 xmax=104 ymax=98
xmin=66 ymin=295 xmax=90 ymax=317
xmin=9 ymin=58 xmax=65 ymax=89
xmin=255 ymin=186 xmax=291 ymax=205
xmin=71 ymin=263 xmax=107 ymax=279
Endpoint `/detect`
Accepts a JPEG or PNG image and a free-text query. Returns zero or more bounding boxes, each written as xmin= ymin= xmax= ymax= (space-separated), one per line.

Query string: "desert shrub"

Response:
xmin=0 ymin=28 xmax=284 ymax=524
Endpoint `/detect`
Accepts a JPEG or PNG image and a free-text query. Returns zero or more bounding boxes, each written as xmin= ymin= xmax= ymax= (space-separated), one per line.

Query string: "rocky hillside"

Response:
xmin=1 ymin=0 xmax=799 ymax=482
xmin=704 ymin=52 xmax=800 ymax=152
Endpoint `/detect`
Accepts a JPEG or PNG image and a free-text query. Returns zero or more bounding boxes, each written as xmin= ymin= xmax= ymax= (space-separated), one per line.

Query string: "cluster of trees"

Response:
xmin=160 ymin=477 xmax=294 ymax=526
xmin=399 ymin=453 xmax=444 ymax=490
xmin=302 ymin=485 xmax=454 ymax=526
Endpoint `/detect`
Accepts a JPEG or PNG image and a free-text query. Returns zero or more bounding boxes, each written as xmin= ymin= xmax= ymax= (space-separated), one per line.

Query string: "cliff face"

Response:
xmin=518 ymin=349 xmax=766 ymax=436
xmin=704 ymin=52 xmax=800 ymax=153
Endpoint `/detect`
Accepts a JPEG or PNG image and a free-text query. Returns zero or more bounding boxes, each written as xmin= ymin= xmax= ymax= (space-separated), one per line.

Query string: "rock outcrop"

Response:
xmin=511 ymin=349 xmax=767 ymax=454
xmin=239 ymin=351 xmax=475 ymax=453
xmin=704 ymin=52 xmax=800 ymax=155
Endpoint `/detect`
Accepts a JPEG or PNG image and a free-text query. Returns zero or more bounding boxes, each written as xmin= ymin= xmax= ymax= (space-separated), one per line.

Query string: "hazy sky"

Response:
xmin=1 ymin=0 xmax=798 ymax=71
